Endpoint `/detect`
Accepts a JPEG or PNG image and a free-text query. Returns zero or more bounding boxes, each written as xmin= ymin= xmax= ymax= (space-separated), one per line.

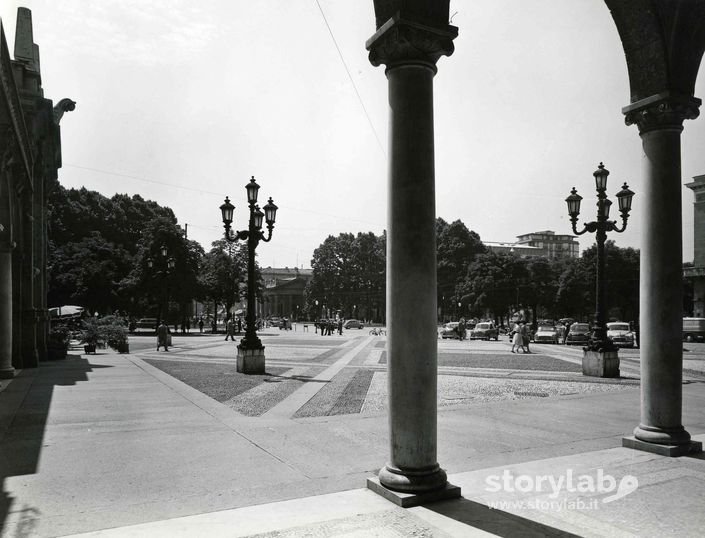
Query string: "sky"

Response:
xmin=2 ymin=0 xmax=704 ymax=269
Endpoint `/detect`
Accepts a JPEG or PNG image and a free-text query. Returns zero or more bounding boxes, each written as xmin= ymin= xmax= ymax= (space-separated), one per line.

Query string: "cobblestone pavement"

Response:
xmin=134 ymin=331 xmax=648 ymax=420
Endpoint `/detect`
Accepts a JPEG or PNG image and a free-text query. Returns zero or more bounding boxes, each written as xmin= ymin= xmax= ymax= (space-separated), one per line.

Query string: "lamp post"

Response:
xmin=566 ymin=162 xmax=635 ymax=377
xmin=220 ymin=176 xmax=278 ymax=374
xmin=147 ymin=245 xmax=175 ymax=328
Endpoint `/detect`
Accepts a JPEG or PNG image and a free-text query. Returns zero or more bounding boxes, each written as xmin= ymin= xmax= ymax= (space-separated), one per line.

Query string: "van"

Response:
xmin=683 ymin=317 xmax=705 ymax=342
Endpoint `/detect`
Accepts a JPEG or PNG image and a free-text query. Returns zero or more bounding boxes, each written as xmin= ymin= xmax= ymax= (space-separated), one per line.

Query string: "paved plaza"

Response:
xmin=1 ymin=330 xmax=704 ymax=537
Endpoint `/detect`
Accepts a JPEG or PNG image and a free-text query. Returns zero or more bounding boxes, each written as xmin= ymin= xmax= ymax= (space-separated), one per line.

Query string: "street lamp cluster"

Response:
xmin=566 ymin=162 xmax=635 ymax=360
xmin=220 ymin=176 xmax=278 ymax=374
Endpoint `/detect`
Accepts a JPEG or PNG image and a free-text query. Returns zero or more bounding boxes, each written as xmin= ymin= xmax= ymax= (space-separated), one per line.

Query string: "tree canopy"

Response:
xmin=48 ymin=184 xmax=201 ymax=321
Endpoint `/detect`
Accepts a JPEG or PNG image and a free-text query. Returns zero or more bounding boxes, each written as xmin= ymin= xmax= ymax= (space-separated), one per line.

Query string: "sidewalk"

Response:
xmin=1 ymin=341 xmax=704 ymax=537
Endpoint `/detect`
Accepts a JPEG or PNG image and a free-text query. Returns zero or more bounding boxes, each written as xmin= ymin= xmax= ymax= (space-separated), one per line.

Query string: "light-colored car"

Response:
xmin=343 ymin=319 xmax=364 ymax=329
xmin=606 ymin=322 xmax=635 ymax=348
xmin=534 ymin=325 xmax=559 ymax=344
xmin=440 ymin=322 xmax=461 ymax=339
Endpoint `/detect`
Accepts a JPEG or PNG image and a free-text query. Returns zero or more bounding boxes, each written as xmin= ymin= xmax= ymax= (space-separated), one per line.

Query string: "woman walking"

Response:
xmin=511 ymin=322 xmax=525 ymax=353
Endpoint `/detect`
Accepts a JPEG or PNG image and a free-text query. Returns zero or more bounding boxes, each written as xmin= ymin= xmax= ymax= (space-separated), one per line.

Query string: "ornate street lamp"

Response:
xmin=220 ymin=176 xmax=278 ymax=374
xmin=146 ymin=245 xmax=175 ymax=328
xmin=566 ymin=162 xmax=635 ymax=377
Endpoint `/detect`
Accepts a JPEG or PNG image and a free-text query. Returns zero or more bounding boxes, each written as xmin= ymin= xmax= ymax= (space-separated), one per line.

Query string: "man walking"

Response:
xmin=225 ymin=318 xmax=235 ymax=341
xmin=157 ymin=320 xmax=169 ymax=351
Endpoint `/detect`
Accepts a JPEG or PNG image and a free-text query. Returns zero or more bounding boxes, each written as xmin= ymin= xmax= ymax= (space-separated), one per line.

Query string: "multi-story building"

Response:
xmin=486 ymin=230 xmax=579 ymax=259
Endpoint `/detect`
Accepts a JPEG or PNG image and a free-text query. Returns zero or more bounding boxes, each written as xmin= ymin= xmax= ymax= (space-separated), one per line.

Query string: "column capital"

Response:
xmin=366 ymin=17 xmax=457 ymax=72
xmin=623 ymin=91 xmax=701 ymax=134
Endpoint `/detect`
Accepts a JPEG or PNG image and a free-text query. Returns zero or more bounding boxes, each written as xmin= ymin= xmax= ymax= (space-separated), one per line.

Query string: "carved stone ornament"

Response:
xmin=367 ymin=18 xmax=457 ymax=71
xmin=623 ymin=92 xmax=702 ymax=134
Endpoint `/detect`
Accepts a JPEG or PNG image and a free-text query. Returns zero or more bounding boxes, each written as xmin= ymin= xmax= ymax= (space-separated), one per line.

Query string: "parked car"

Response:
xmin=606 ymin=322 xmax=635 ymax=348
xmin=565 ymin=322 xmax=590 ymax=345
xmin=133 ymin=318 xmax=158 ymax=333
xmin=440 ymin=322 xmax=461 ymax=339
xmin=343 ymin=319 xmax=364 ymax=329
xmin=683 ymin=317 xmax=705 ymax=342
xmin=534 ymin=324 xmax=560 ymax=344
xmin=470 ymin=322 xmax=499 ymax=341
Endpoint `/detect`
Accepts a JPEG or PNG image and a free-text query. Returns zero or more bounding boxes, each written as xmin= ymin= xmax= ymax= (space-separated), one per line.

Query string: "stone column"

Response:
xmin=622 ymin=93 xmax=703 ymax=455
xmin=0 ymin=243 xmax=15 ymax=378
xmin=366 ymin=19 xmax=459 ymax=503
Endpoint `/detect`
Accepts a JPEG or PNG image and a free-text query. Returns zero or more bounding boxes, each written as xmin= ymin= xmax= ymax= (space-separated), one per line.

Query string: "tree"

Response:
xmin=48 ymin=184 xmax=202 ymax=318
xmin=199 ymin=239 xmax=248 ymax=323
xmin=457 ymin=251 xmax=527 ymax=324
xmin=121 ymin=216 xmax=202 ymax=323
xmin=521 ymin=257 xmax=561 ymax=324
xmin=436 ymin=218 xmax=486 ymax=319
xmin=580 ymin=240 xmax=640 ymax=322
xmin=305 ymin=231 xmax=386 ymax=322
xmin=49 ymin=231 xmax=132 ymax=313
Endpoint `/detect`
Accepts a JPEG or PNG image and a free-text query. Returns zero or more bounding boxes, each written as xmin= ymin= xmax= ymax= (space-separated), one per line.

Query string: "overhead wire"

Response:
xmin=314 ymin=0 xmax=386 ymax=158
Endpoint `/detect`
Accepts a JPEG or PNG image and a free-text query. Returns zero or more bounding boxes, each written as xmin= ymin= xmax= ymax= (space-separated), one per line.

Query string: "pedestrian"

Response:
xmin=237 ymin=317 xmax=242 ymax=333
xmin=338 ymin=318 xmax=343 ymax=335
xmin=458 ymin=318 xmax=466 ymax=341
xmin=225 ymin=318 xmax=235 ymax=341
xmin=157 ymin=320 xmax=169 ymax=351
xmin=198 ymin=317 xmax=204 ymax=333
xmin=522 ymin=323 xmax=532 ymax=353
xmin=511 ymin=322 xmax=524 ymax=353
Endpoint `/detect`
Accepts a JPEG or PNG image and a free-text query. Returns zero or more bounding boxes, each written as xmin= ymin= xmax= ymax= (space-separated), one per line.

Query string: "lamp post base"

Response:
xmin=237 ymin=345 xmax=265 ymax=374
xmin=582 ymin=349 xmax=620 ymax=378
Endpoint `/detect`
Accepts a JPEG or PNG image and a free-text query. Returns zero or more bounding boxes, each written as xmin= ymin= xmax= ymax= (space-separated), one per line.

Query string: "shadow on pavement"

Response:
xmin=0 ymin=355 xmax=105 ymax=536
xmin=426 ymin=497 xmax=582 ymax=537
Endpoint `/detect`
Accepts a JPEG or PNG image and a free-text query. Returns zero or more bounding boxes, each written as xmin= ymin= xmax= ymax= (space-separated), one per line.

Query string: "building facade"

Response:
xmin=685 ymin=174 xmax=705 ymax=317
xmin=0 ymin=9 xmax=73 ymax=378
xmin=259 ymin=267 xmax=312 ymax=320
xmin=486 ymin=230 xmax=579 ymax=259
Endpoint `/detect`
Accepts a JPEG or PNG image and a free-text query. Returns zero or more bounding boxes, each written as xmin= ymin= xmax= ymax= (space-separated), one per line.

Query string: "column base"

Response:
xmin=632 ymin=423 xmax=693 ymax=446
xmin=582 ymin=349 xmax=620 ymax=378
xmin=0 ymin=366 xmax=16 ymax=379
xmin=377 ymin=463 xmax=451 ymax=494
xmin=237 ymin=345 xmax=265 ymax=374
xmin=623 ymin=435 xmax=702 ymax=457
xmin=367 ymin=477 xmax=460 ymax=508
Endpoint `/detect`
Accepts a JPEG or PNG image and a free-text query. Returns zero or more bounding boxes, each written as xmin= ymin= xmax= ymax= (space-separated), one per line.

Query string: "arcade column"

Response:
xmin=623 ymin=92 xmax=703 ymax=455
xmin=365 ymin=16 xmax=459 ymax=503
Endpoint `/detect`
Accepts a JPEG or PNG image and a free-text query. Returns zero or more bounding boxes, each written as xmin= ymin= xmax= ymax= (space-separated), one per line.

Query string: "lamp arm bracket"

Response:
xmin=611 ymin=219 xmax=628 ymax=233
xmin=260 ymin=228 xmax=274 ymax=243
xmin=224 ymin=229 xmax=248 ymax=243
xmin=571 ymin=220 xmax=590 ymax=236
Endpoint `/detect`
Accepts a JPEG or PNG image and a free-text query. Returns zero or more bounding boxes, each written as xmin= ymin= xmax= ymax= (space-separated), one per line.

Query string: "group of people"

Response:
xmin=224 ymin=317 xmax=244 ymax=341
xmin=316 ymin=318 xmax=343 ymax=335
xmin=510 ymin=322 xmax=532 ymax=354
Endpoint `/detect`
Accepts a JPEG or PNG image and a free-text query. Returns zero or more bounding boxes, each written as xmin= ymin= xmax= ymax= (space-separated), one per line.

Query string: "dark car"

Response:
xmin=565 ymin=323 xmax=590 ymax=345
xmin=470 ymin=321 xmax=499 ymax=341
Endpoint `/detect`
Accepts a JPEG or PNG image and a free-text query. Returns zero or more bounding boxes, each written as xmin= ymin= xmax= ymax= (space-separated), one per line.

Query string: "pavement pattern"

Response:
xmin=137 ymin=331 xmax=644 ymax=420
xmin=2 ymin=330 xmax=704 ymax=537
